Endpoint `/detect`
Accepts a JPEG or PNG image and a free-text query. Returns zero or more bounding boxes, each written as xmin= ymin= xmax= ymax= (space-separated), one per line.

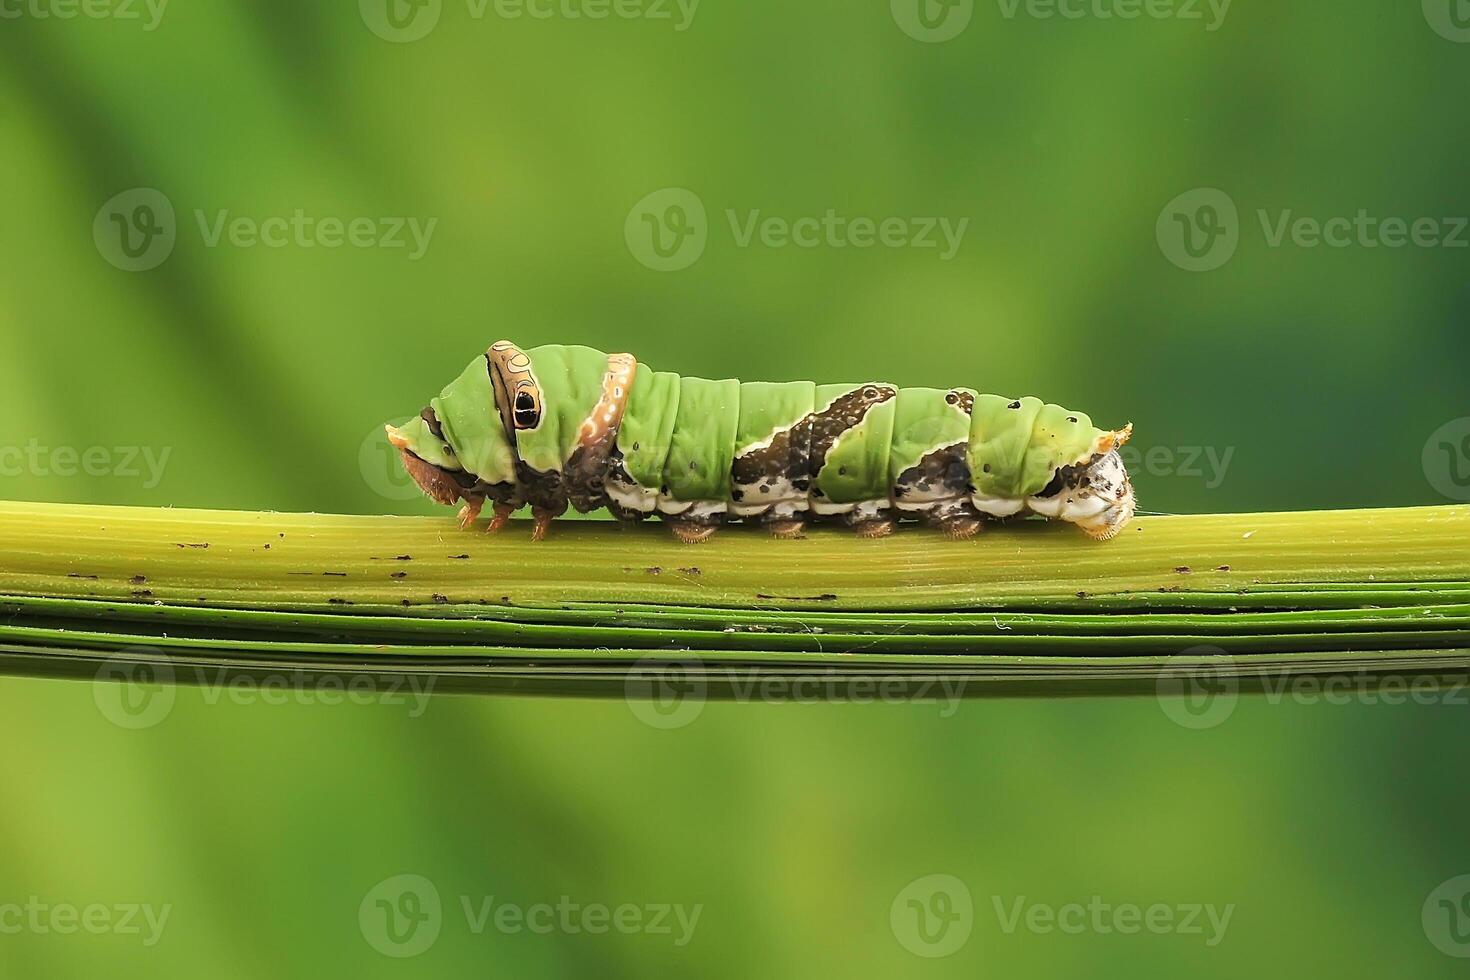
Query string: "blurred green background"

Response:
xmin=2 ymin=1 xmax=1468 ymax=976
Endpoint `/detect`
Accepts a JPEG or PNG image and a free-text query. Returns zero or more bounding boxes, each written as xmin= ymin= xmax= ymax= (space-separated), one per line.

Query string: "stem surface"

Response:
xmin=0 ymin=501 xmax=1465 ymax=695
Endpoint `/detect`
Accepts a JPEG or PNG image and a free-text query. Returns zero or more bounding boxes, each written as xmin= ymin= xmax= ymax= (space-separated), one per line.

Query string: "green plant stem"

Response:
xmin=0 ymin=501 xmax=1466 ymax=695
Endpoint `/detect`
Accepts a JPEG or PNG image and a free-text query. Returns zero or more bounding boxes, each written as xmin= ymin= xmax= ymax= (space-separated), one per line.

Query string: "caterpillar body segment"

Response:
xmin=385 ymin=341 xmax=1136 ymax=542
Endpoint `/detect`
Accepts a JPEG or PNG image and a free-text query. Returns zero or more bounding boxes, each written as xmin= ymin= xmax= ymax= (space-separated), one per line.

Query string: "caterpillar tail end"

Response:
xmin=1030 ymin=442 xmax=1138 ymax=542
xmin=1076 ymin=481 xmax=1137 ymax=541
xmin=1087 ymin=426 xmax=1137 ymax=540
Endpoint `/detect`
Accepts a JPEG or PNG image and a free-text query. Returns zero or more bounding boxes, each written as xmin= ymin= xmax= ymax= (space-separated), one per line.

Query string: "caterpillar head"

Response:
xmin=385 ymin=410 xmax=475 ymax=506
xmin=1027 ymin=426 xmax=1136 ymax=540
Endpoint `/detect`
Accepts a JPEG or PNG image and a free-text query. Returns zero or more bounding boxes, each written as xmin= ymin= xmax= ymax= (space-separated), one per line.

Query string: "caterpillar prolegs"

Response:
xmin=385 ymin=341 xmax=1136 ymax=543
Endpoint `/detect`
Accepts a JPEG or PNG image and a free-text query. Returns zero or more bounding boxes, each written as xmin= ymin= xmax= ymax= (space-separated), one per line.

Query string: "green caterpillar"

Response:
xmin=386 ymin=341 xmax=1135 ymax=542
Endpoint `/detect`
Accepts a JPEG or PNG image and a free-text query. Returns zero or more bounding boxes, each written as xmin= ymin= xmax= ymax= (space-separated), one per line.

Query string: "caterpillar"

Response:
xmin=385 ymin=341 xmax=1135 ymax=543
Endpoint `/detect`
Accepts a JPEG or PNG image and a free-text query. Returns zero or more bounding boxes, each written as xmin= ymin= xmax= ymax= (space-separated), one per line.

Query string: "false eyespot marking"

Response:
xmin=487 ymin=339 xmax=543 ymax=432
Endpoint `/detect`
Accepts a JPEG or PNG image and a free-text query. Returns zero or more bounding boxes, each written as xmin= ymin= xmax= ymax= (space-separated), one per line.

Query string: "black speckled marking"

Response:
xmin=565 ymin=430 xmax=616 ymax=513
xmin=807 ymin=385 xmax=897 ymax=499
xmin=729 ymin=419 xmax=811 ymax=523
xmin=894 ymin=441 xmax=971 ymax=499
